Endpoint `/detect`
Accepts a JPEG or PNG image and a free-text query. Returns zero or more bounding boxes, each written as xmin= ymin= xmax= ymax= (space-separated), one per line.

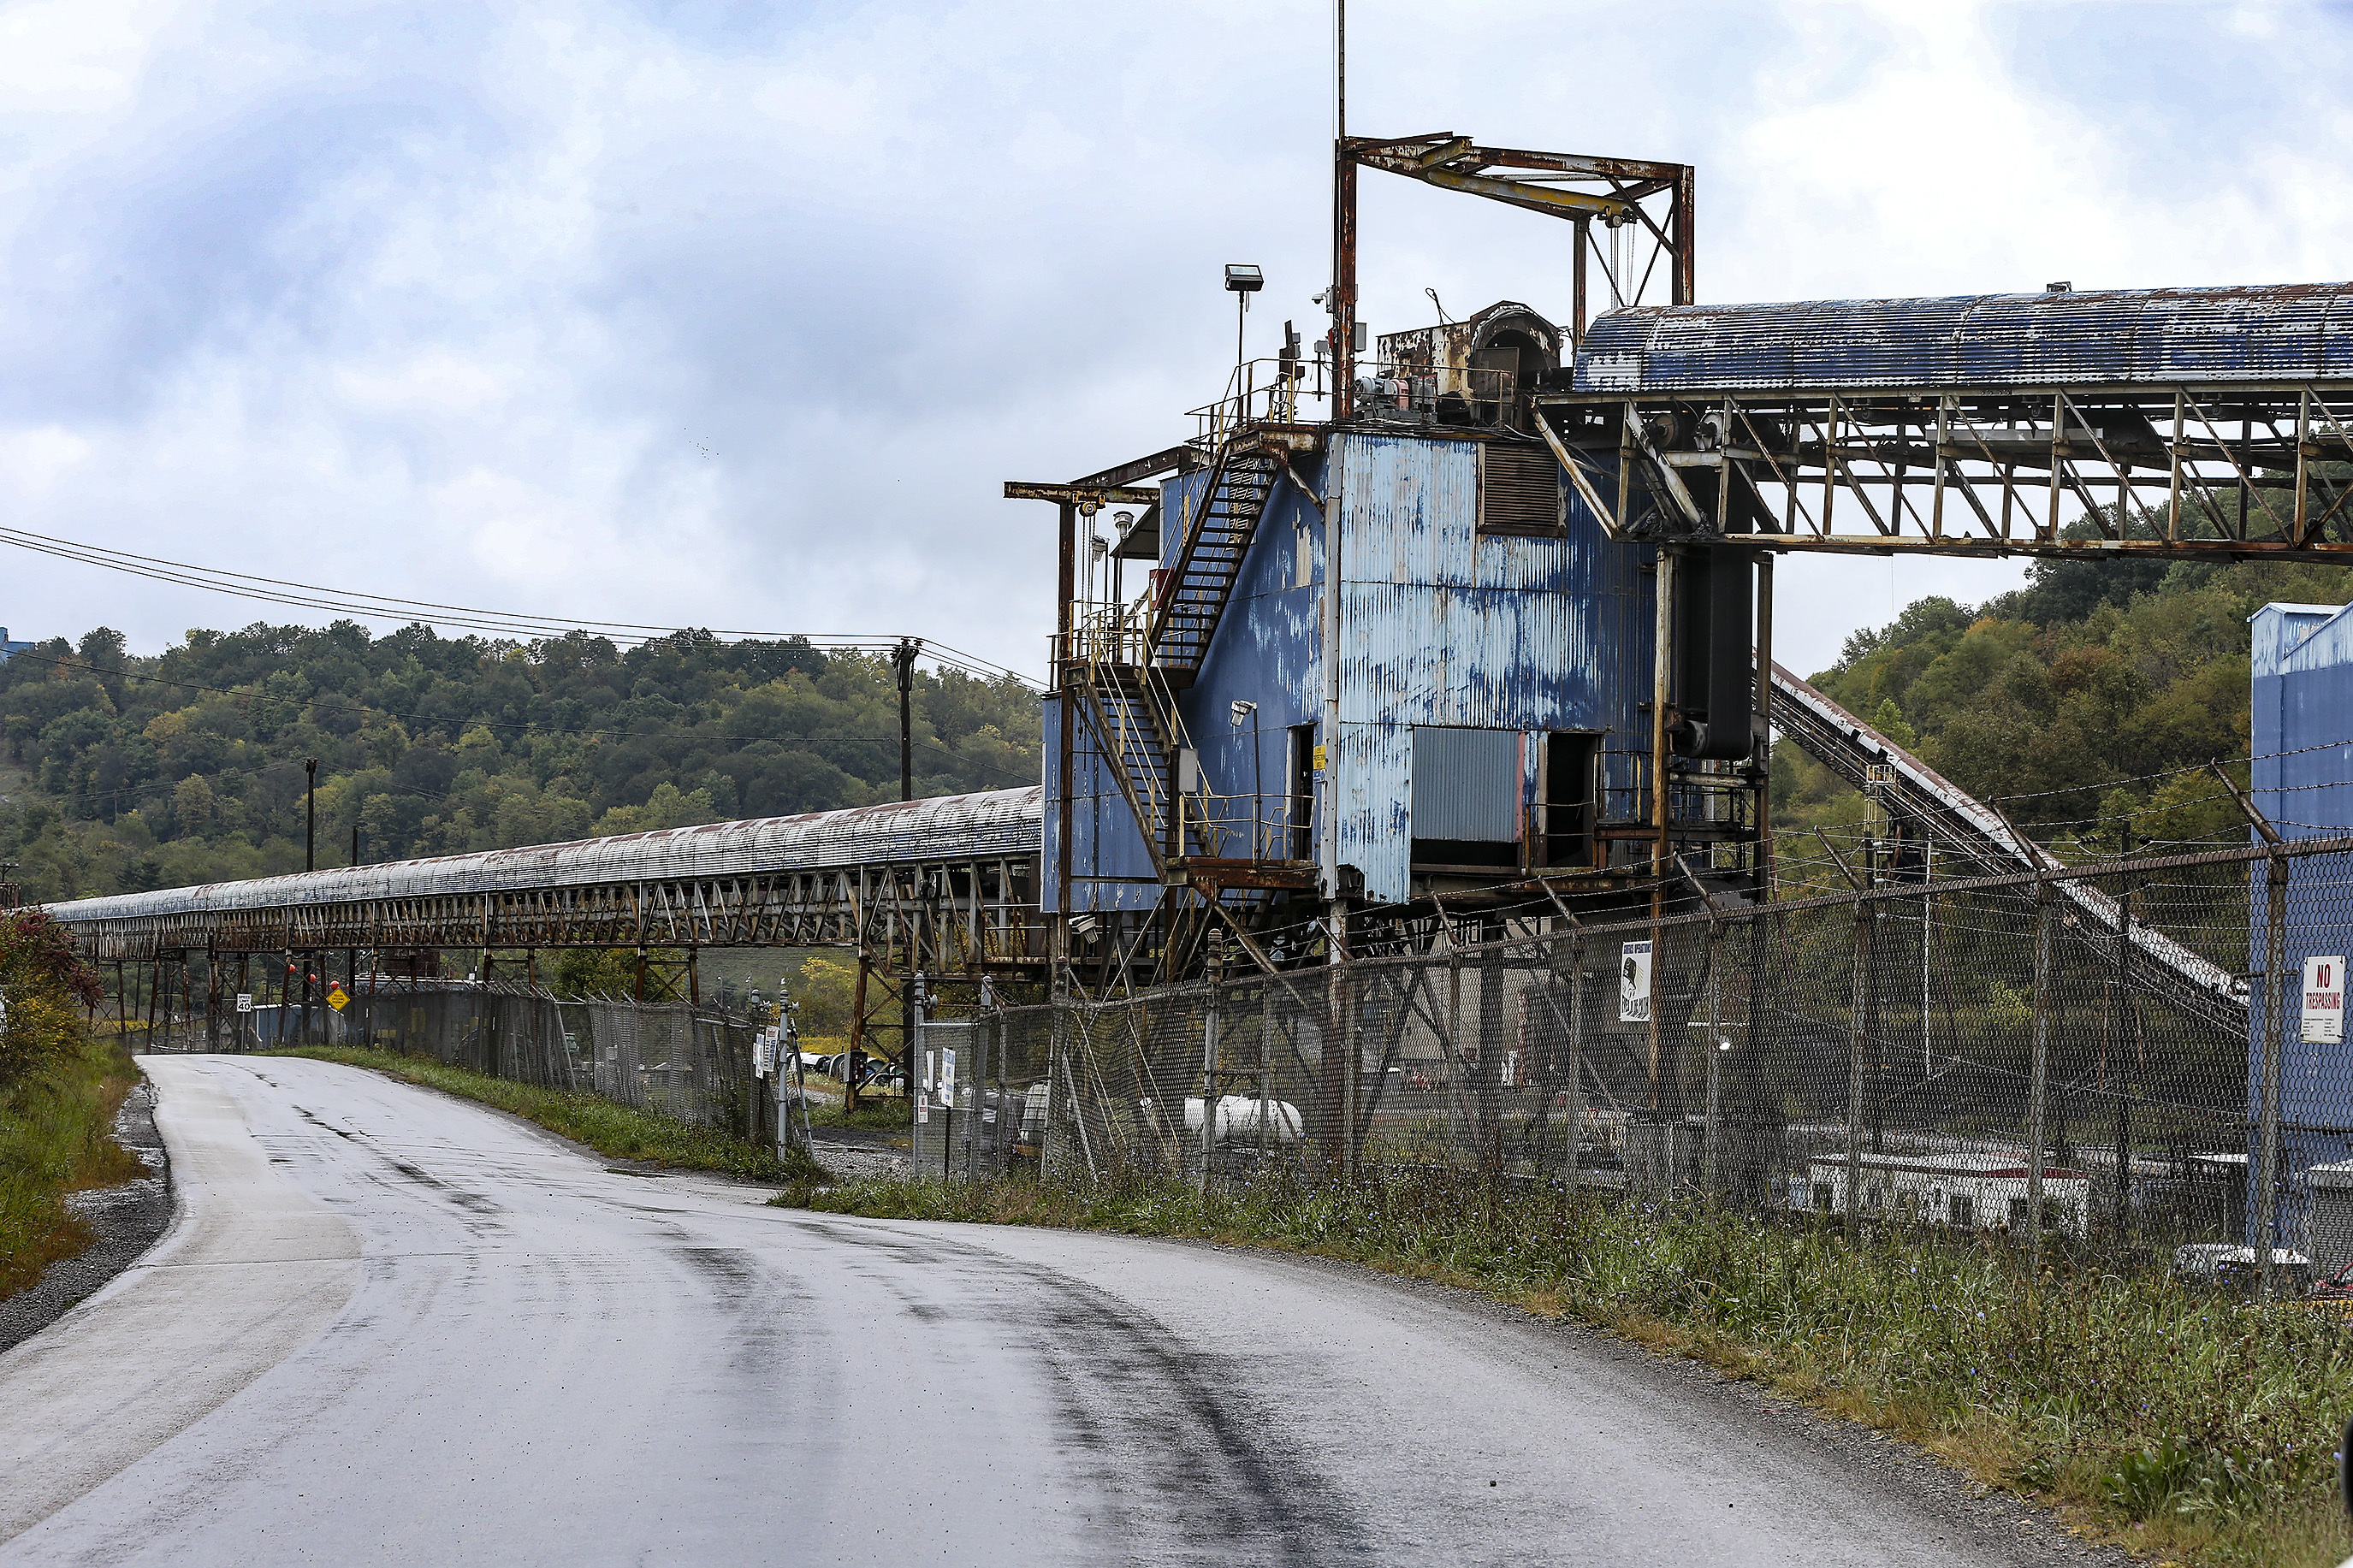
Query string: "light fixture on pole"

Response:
xmin=1224 ymin=263 xmax=1264 ymax=385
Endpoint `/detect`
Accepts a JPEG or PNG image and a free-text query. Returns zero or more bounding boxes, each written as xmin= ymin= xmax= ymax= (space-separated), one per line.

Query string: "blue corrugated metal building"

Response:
xmin=1043 ymin=302 xmax=1665 ymax=914
xmin=0 ymin=627 xmax=32 ymax=662
xmin=2248 ymin=602 xmax=2353 ymax=1246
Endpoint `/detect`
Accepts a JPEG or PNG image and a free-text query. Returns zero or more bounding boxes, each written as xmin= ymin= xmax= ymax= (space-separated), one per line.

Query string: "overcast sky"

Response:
xmin=3 ymin=0 xmax=2349 ymax=680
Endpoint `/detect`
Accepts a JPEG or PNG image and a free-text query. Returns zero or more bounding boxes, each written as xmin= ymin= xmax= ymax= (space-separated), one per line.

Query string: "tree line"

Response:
xmin=0 ymin=622 xmax=1040 ymax=904
xmin=1773 ymin=551 xmax=2353 ymax=864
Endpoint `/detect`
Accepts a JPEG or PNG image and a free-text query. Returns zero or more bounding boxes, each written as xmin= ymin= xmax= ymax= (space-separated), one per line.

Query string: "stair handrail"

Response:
xmin=1068 ymin=671 xmax=1171 ymax=886
xmin=1147 ymin=437 xmax=1240 ymax=658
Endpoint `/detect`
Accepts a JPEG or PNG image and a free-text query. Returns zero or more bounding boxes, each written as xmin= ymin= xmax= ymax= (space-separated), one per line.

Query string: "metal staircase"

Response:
xmin=1147 ymin=446 xmax=1283 ymax=689
xmin=1067 ymin=660 xmax=1197 ymax=881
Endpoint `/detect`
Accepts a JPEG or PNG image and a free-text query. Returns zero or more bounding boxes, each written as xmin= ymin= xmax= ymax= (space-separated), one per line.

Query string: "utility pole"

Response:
xmin=302 ymin=758 xmax=318 ymax=1044
xmin=893 ymin=638 xmax=921 ymax=803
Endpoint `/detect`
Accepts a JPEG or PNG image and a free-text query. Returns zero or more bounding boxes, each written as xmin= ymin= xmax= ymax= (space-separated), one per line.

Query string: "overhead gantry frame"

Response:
xmin=1535 ymin=376 xmax=2353 ymax=561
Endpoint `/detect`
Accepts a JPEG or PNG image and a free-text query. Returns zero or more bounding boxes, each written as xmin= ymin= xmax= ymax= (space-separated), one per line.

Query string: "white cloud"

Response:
xmin=0 ymin=0 xmax=2350 ymax=683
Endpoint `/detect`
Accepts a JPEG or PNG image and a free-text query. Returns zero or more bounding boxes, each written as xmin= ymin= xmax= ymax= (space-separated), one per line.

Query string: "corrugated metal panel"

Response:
xmin=47 ymin=788 xmax=1044 ymax=925
xmin=1575 ymin=282 xmax=2353 ymax=392
xmin=1338 ymin=433 xmax=1638 ymax=598
xmin=1344 ymin=434 xmax=1475 ymax=589
xmin=2249 ymin=601 xmax=2353 ymax=1133
xmin=1340 ymin=583 xmax=1631 ymax=732
xmin=1337 ymin=714 xmax=1409 ymax=904
xmin=1410 ymin=727 xmax=1520 ymax=841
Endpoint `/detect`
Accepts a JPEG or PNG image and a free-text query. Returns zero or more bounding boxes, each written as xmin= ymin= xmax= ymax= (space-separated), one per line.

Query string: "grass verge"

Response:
xmin=782 ymin=1168 xmax=2353 ymax=1567
xmin=270 ymin=1046 xmax=829 ymax=1185
xmin=0 ymin=1031 xmax=145 ymax=1299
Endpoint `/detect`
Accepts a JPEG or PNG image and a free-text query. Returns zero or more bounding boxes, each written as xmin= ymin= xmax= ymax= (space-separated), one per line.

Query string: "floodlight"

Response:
xmin=1224 ymin=263 xmax=1264 ymax=293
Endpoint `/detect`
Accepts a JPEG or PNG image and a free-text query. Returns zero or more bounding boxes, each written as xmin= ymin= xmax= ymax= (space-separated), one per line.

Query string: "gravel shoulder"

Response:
xmin=0 ymin=1075 xmax=174 ymax=1357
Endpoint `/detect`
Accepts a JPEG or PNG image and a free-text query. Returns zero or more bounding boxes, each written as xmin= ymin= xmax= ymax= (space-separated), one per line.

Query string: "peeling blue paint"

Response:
xmin=1047 ymin=427 xmax=1657 ymax=910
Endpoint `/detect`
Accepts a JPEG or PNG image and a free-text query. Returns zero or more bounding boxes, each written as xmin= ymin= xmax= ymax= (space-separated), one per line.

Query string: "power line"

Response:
xmin=0 ymin=523 xmax=1041 ymax=687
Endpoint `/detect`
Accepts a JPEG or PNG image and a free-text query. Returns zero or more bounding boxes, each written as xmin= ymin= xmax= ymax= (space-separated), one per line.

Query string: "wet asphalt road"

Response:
xmin=0 ymin=1056 xmax=2128 ymax=1566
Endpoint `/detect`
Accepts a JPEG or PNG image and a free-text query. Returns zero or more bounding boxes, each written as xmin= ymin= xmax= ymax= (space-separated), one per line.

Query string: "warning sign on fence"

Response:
xmin=2303 ymin=956 xmax=2344 ymax=1044
xmin=327 ymin=982 xmax=348 ymax=1013
xmin=1619 ymin=940 xmax=1652 ymax=1024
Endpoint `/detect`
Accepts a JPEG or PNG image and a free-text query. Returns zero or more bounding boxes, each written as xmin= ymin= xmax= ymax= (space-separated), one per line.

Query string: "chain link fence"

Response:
xmin=997 ymin=839 xmax=2353 ymax=1291
xmin=137 ymin=981 xmax=769 ymax=1143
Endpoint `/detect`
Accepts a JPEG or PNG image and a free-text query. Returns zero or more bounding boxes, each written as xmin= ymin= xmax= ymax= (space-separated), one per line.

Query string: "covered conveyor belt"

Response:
xmin=1537 ymin=281 xmax=2353 ymax=565
xmin=42 ymin=788 xmax=1046 ymax=975
xmin=1770 ymin=664 xmax=2248 ymax=1041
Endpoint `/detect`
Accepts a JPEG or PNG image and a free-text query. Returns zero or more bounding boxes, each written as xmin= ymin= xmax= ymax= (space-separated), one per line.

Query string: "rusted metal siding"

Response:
xmin=1175 ymin=459 xmax=1325 ymax=857
xmin=1578 ymin=283 xmax=2353 ymax=393
xmin=1045 ymin=694 xmax=1159 ymax=915
xmin=50 ymin=788 xmax=1044 ymax=926
xmin=1331 ymin=431 xmax=1653 ymax=902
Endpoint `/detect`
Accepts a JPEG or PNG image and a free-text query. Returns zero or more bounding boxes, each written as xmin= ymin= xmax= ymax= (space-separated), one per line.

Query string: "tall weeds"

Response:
xmin=0 ymin=1031 xmax=145 ymax=1299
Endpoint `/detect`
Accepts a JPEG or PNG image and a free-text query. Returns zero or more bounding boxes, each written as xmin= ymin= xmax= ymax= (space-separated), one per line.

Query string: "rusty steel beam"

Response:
xmin=1336 ymin=133 xmax=1692 ymax=356
xmin=1064 ymin=447 xmax=1194 ymax=490
xmin=1537 ymin=381 xmax=2353 ymax=561
xmin=1002 ymin=482 xmax=1158 ymax=507
xmin=1346 ymin=137 xmax=1646 ymax=224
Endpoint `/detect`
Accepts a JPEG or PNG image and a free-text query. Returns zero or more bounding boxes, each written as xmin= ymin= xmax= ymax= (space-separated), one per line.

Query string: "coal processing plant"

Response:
xmin=42 ymin=129 xmax=2353 ymax=1072
xmin=1006 ymin=133 xmax=2353 ymax=998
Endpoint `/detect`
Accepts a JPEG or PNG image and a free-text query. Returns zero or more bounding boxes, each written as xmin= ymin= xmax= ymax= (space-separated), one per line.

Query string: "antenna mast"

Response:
xmin=1331 ymin=1 xmax=1356 ymax=422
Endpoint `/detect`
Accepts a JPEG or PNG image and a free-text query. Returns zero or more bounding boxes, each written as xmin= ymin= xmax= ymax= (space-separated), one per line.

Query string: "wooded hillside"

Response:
xmin=0 ymin=624 xmax=1040 ymax=903
xmin=1776 ymin=554 xmax=2353 ymax=856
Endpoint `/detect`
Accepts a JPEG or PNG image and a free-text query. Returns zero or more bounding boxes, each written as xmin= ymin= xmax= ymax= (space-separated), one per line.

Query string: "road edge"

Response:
xmin=0 ymin=1072 xmax=175 ymax=1358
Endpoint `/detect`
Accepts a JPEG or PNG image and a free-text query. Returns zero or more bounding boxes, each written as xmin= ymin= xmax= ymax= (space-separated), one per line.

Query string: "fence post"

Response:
xmin=1568 ymin=937 xmax=1585 ymax=1199
xmin=963 ymin=1001 xmax=986 ymax=1186
xmin=1448 ymin=948 xmax=1463 ymax=1157
xmin=910 ymin=973 xmax=931 ymax=1178
xmin=1200 ymin=936 xmax=1225 ymax=1192
xmin=2027 ymin=877 xmax=2054 ymax=1260
xmin=993 ymin=1009 xmax=1011 ymax=1177
xmin=1846 ymin=893 xmax=1868 ymax=1237
xmin=2112 ymin=840 xmax=2135 ymax=1240
xmin=1258 ymin=980 xmax=1274 ymax=1166
xmin=1043 ymin=997 xmax=1065 ymax=1180
xmin=1327 ymin=907 xmax=1353 ymax=1180
xmin=1703 ymin=920 xmax=1722 ymax=1198
xmin=2258 ymin=845 xmax=2289 ymax=1302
